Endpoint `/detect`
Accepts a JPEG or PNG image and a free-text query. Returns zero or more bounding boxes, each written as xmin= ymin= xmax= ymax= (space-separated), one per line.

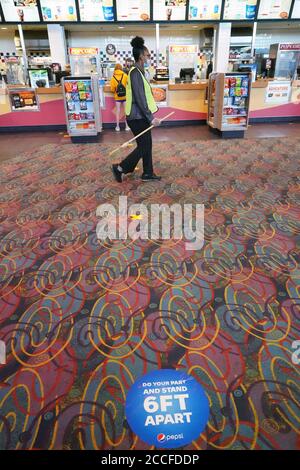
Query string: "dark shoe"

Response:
xmin=112 ymin=164 xmax=123 ymax=183
xmin=141 ymin=174 xmax=162 ymax=182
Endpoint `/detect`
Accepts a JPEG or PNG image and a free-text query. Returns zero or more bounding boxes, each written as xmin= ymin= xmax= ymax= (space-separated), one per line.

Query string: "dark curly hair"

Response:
xmin=131 ymin=36 xmax=147 ymax=62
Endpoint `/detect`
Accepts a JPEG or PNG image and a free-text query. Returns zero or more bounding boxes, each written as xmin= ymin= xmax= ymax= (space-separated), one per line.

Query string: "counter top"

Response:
xmin=36 ymin=86 xmax=63 ymax=94
xmin=168 ymin=82 xmax=208 ymax=90
xmin=252 ymin=80 xmax=269 ymax=88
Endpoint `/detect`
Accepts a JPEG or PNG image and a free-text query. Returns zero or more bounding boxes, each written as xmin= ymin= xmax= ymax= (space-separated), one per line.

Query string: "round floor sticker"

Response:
xmin=125 ymin=369 xmax=209 ymax=449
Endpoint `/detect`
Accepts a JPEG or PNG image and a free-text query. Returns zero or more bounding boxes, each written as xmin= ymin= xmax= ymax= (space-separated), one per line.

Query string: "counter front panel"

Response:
xmin=1 ymin=80 xmax=300 ymax=131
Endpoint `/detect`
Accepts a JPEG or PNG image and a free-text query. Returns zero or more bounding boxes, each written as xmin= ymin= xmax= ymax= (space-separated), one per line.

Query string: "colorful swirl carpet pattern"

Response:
xmin=0 ymin=138 xmax=299 ymax=450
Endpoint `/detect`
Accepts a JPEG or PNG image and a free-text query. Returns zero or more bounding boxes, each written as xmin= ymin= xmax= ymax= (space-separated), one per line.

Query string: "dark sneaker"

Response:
xmin=112 ymin=164 xmax=123 ymax=183
xmin=141 ymin=174 xmax=162 ymax=182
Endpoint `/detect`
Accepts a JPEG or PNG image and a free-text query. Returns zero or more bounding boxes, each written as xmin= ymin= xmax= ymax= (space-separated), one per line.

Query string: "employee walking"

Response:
xmin=112 ymin=36 xmax=161 ymax=183
xmin=110 ymin=64 xmax=130 ymax=131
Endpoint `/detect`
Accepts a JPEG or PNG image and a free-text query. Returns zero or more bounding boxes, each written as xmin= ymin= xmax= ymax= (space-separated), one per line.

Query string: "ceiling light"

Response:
xmin=1 ymin=27 xmax=8 ymax=30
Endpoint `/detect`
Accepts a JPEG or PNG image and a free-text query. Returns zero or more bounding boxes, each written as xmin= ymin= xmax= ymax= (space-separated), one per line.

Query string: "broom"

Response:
xmin=109 ymin=111 xmax=175 ymax=157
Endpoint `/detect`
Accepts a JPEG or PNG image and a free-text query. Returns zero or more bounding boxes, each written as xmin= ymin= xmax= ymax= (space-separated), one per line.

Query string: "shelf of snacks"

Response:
xmin=207 ymin=72 xmax=252 ymax=135
xmin=62 ymin=76 xmax=101 ymax=136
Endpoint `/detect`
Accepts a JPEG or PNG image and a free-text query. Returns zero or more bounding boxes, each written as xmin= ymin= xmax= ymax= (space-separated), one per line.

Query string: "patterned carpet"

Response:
xmin=0 ymin=137 xmax=299 ymax=450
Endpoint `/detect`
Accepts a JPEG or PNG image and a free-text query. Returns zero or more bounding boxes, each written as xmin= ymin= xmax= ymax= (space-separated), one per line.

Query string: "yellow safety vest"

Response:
xmin=126 ymin=66 xmax=158 ymax=116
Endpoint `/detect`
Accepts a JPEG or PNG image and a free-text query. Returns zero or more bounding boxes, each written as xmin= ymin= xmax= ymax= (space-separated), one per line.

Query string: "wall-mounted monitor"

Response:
xmin=40 ymin=0 xmax=78 ymax=22
xmin=0 ymin=0 xmax=40 ymax=22
xmin=188 ymin=0 xmax=222 ymax=20
xmin=79 ymin=0 xmax=114 ymax=22
xmin=116 ymin=0 xmax=150 ymax=21
xmin=223 ymin=0 xmax=258 ymax=21
xmin=291 ymin=0 xmax=300 ymax=18
xmin=257 ymin=0 xmax=293 ymax=20
xmin=153 ymin=0 xmax=187 ymax=21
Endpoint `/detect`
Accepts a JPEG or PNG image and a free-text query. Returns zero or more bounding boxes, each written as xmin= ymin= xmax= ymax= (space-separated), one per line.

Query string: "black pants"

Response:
xmin=119 ymin=119 xmax=153 ymax=175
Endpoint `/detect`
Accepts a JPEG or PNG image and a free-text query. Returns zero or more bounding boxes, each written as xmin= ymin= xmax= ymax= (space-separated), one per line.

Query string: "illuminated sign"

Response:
xmin=79 ymin=0 xmax=114 ymax=22
xmin=116 ymin=0 xmax=150 ymax=21
xmin=291 ymin=0 xmax=300 ymax=18
xmin=223 ymin=0 xmax=258 ymax=20
xmin=169 ymin=45 xmax=198 ymax=53
xmin=189 ymin=0 xmax=222 ymax=20
xmin=279 ymin=43 xmax=300 ymax=50
xmin=153 ymin=0 xmax=187 ymax=21
xmin=258 ymin=0 xmax=292 ymax=19
xmin=0 ymin=0 xmax=40 ymax=22
xmin=40 ymin=0 xmax=78 ymax=21
xmin=69 ymin=47 xmax=99 ymax=55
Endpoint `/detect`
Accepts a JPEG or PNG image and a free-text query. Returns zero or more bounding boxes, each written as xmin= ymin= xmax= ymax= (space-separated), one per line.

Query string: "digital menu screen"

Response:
xmin=79 ymin=0 xmax=114 ymax=22
xmin=40 ymin=0 xmax=78 ymax=21
xmin=153 ymin=0 xmax=187 ymax=21
xmin=223 ymin=0 xmax=258 ymax=20
xmin=257 ymin=0 xmax=292 ymax=19
xmin=116 ymin=0 xmax=150 ymax=21
xmin=291 ymin=0 xmax=300 ymax=18
xmin=0 ymin=0 xmax=40 ymax=22
xmin=188 ymin=0 xmax=222 ymax=20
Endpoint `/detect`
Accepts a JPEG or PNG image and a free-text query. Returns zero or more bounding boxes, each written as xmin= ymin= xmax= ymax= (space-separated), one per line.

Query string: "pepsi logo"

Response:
xmin=157 ymin=433 xmax=166 ymax=443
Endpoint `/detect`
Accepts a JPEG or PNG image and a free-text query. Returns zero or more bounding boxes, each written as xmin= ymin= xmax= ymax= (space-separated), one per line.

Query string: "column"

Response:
xmin=47 ymin=24 xmax=68 ymax=68
xmin=214 ymin=22 xmax=232 ymax=73
xmin=251 ymin=22 xmax=257 ymax=57
xmin=155 ymin=23 xmax=160 ymax=68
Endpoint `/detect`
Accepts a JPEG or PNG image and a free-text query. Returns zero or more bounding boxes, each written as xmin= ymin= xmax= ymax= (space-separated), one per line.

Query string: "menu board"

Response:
xmin=223 ymin=0 xmax=258 ymax=20
xmin=40 ymin=0 xmax=78 ymax=21
xmin=79 ymin=0 xmax=114 ymax=21
xmin=257 ymin=0 xmax=292 ymax=19
xmin=153 ymin=0 xmax=187 ymax=21
xmin=116 ymin=0 xmax=150 ymax=21
xmin=188 ymin=0 xmax=222 ymax=20
xmin=0 ymin=0 xmax=40 ymax=22
xmin=292 ymin=0 xmax=300 ymax=18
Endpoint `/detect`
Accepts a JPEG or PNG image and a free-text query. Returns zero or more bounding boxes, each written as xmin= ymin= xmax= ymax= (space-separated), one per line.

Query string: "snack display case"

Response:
xmin=62 ymin=75 xmax=101 ymax=137
xmin=207 ymin=72 xmax=252 ymax=137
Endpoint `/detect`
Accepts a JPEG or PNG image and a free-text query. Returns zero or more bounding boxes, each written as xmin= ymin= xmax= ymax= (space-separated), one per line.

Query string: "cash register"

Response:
xmin=179 ymin=68 xmax=195 ymax=82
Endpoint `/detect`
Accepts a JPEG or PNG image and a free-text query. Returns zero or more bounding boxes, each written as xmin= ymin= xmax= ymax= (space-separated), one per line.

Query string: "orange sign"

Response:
xmin=169 ymin=45 xmax=198 ymax=54
xmin=69 ymin=48 xmax=99 ymax=56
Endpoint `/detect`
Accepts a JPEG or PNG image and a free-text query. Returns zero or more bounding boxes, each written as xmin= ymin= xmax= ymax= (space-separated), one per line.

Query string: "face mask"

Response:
xmin=144 ymin=60 xmax=150 ymax=68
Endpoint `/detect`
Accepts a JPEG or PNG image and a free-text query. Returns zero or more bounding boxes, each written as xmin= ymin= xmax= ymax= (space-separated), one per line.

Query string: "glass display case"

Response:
xmin=69 ymin=48 xmax=100 ymax=76
xmin=269 ymin=43 xmax=300 ymax=80
xmin=5 ymin=56 xmax=25 ymax=85
xmin=207 ymin=72 xmax=252 ymax=136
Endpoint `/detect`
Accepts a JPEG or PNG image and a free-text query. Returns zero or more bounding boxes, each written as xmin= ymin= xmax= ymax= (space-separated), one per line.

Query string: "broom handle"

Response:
xmin=109 ymin=111 xmax=175 ymax=156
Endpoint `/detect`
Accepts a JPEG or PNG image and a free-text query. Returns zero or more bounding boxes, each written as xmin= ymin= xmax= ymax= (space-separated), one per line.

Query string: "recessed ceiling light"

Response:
xmin=1 ymin=27 xmax=8 ymax=30
xmin=118 ymin=26 xmax=125 ymax=29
